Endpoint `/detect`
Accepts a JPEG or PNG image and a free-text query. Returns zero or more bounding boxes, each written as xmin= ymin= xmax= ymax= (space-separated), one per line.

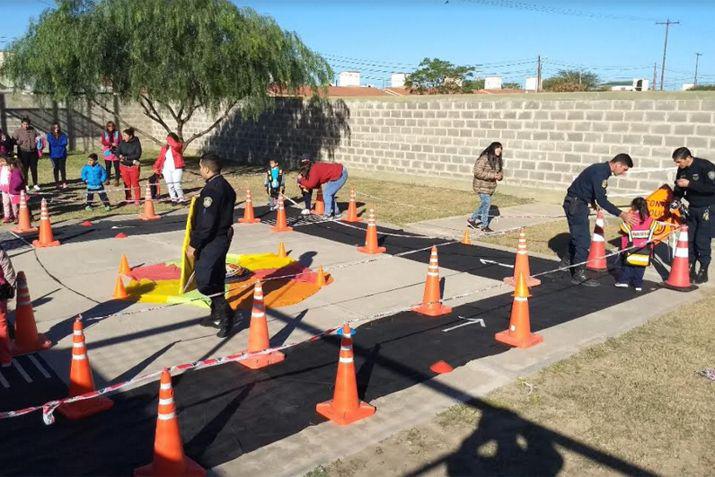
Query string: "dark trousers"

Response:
xmin=563 ymin=196 xmax=591 ymax=265
xmin=195 ymin=236 xmax=231 ymax=297
xmin=619 ymin=261 xmax=646 ymax=287
xmin=687 ymin=204 xmax=714 ymax=268
xmin=104 ymin=160 xmax=120 ymax=182
xmin=19 ymin=150 xmax=38 ymax=186
xmin=86 ymin=189 xmax=110 ymax=206
xmin=302 ymin=189 xmax=312 ymax=209
xmin=50 ymin=156 xmax=67 ymax=183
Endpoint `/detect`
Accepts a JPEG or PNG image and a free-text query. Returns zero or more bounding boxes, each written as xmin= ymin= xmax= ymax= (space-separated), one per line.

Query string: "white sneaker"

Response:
xmin=614 ymin=282 xmax=629 ymax=288
xmin=300 ymin=209 xmax=311 ymax=216
xmin=634 ymin=287 xmax=643 ymax=292
xmin=33 ymin=184 xmax=40 ymax=191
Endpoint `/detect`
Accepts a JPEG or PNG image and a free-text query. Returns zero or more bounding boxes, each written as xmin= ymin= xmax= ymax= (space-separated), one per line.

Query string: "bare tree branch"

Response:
xmin=139 ymin=94 xmax=172 ymax=135
xmin=90 ymin=98 xmax=163 ymax=146
xmin=183 ymin=102 xmax=238 ymax=149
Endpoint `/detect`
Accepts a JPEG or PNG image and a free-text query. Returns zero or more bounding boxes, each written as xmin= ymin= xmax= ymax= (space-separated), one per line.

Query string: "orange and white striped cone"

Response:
xmin=503 ymin=229 xmax=541 ymax=287
xmin=357 ymin=209 xmax=386 ymax=254
xmin=412 ymin=245 xmax=452 ymax=317
xmin=58 ymin=317 xmax=114 ymax=419
xmin=239 ymin=281 xmax=285 ymax=369
xmin=11 ymin=271 xmax=52 ymax=356
xmin=12 ymin=191 xmax=37 ymax=234
xmin=134 ymin=369 xmax=206 ymax=477
xmin=495 ymin=271 xmax=543 ymax=349
xmin=316 ymin=324 xmax=375 ymax=425
xmin=461 ymin=229 xmax=472 ymax=245
xmin=271 ymin=194 xmax=293 ymax=232
xmin=342 ymin=188 xmax=361 ymax=223
xmin=238 ymin=189 xmax=260 ymax=224
xmin=139 ymin=183 xmax=161 ymax=221
xmin=31 ymin=198 xmax=60 ymax=248
xmin=312 ymin=189 xmax=325 ymax=215
xmin=662 ymin=225 xmax=697 ymax=291
xmin=586 ymin=209 xmax=607 ymax=271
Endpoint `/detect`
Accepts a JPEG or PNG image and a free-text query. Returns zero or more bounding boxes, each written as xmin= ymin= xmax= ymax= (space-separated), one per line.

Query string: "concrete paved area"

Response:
xmin=0 ymin=202 xmax=709 ymax=476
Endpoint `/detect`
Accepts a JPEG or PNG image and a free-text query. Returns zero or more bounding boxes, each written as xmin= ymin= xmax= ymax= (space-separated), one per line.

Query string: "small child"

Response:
xmin=7 ymin=157 xmax=25 ymax=223
xmin=35 ymin=134 xmax=46 ymax=158
xmin=81 ymin=153 xmax=111 ymax=211
xmin=264 ymin=159 xmax=285 ymax=210
xmin=0 ymin=157 xmax=11 ymax=223
xmin=615 ymin=197 xmax=657 ymax=292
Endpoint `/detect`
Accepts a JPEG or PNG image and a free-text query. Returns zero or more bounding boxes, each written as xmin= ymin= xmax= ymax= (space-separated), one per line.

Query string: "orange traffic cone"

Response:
xmin=57 ymin=317 xmax=114 ymax=419
xmin=134 ymin=369 xmax=206 ymax=477
xmin=316 ymin=324 xmax=375 ymax=425
xmin=240 ymin=281 xmax=285 ymax=369
xmin=119 ymin=255 xmax=131 ymax=276
xmin=313 ymin=189 xmax=325 ymax=215
xmin=662 ymin=225 xmax=697 ymax=291
xmin=357 ymin=209 xmax=386 ymax=254
xmin=11 ymin=271 xmax=52 ymax=356
xmin=271 ymin=194 xmax=293 ymax=232
xmin=277 ymin=242 xmax=287 ymax=258
xmin=12 ymin=191 xmax=37 ymax=234
xmin=113 ymin=275 xmax=128 ymax=299
xmin=586 ymin=209 xmax=607 ymax=271
xmin=342 ymin=188 xmax=361 ymax=223
xmin=461 ymin=229 xmax=472 ymax=245
xmin=503 ymin=229 xmax=541 ymax=287
xmin=495 ymin=271 xmax=543 ymax=348
xmin=139 ymin=183 xmax=160 ymax=221
xmin=31 ymin=198 xmax=60 ymax=248
xmin=412 ymin=246 xmax=452 ymax=317
xmin=238 ymin=189 xmax=260 ymax=224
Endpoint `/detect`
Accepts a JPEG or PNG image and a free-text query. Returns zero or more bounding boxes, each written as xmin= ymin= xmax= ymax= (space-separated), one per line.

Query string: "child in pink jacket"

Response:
xmin=7 ymin=158 xmax=26 ymax=223
xmin=615 ymin=197 xmax=658 ymax=291
xmin=0 ymin=156 xmax=11 ymax=222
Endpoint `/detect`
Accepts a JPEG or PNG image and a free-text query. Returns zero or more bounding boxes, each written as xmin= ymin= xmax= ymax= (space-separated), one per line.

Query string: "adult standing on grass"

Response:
xmin=152 ymin=133 xmax=186 ymax=204
xmin=297 ymin=160 xmax=348 ymax=218
xmin=46 ymin=122 xmax=69 ymax=189
xmin=671 ymin=147 xmax=715 ymax=284
xmin=12 ymin=117 xmax=40 ymax=191
xmin=467 ymin=142 xmax=504 ymax=233
xmin=116 ymin=127 xmax=142 ymax=205
xmin=100 ymin=121 xmax=121 ymax=186
xmin=563 ymin=153 xmax=636 ymax=287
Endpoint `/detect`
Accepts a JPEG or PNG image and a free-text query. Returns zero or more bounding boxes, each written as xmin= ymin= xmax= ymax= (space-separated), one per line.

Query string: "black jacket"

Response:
xmin=117 ymin=137 xmax=142 ymax=167
xmin=674 ymin=157 xmax=715 ymax=208
xmin=566 ymin=162 xmax=621 ymax=217
xmin=190 ymin=174 xmax=237 ymax=251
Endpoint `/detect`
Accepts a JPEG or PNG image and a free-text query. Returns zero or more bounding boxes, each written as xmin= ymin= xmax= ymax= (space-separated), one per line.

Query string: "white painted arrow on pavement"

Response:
xmin=443 ymin=315 xmax=486 ymax=333
xmin=479 ymin=258 xmax=514 ymax=268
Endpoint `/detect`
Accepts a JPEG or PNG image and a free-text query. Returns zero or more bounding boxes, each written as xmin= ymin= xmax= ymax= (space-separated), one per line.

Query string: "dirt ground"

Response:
xmin=308 ymin=292 xmax=714 ymax=477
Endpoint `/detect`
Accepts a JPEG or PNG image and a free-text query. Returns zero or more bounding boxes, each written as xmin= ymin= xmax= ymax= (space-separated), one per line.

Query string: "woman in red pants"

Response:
xmin=116 ymin=127 xmax=142 ymax=205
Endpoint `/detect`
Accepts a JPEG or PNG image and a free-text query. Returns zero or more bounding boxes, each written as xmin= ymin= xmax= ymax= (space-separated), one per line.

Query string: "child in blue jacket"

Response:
xmin=81 ymin=153 xmax=111 ymax=211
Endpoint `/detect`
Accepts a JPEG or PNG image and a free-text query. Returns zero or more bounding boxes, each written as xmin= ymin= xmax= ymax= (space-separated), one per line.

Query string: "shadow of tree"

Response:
xmin=204 ymin=96 xmax=351 ymax=167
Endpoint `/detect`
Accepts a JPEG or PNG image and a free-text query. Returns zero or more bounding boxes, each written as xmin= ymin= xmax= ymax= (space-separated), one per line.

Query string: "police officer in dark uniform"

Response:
xmin=563 ymin=153 xmax=636 ymax=286
xmin=671 ymin=147 xmax=715 ymax=284
xmin=186 ymin=153 xmax=237 ymax=338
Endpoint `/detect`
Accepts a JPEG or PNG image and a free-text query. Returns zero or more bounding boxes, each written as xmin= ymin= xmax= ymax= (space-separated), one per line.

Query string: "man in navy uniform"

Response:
xmin=671 ymin=147 xmax=715 ymax=284
xmin=186 ymin=153 xmax=237 ymax=338
xmin=563 ymin=153 xmax=636 ymax=286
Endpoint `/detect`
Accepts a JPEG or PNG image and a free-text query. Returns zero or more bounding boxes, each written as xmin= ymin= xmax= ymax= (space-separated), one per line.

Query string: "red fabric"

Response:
xmin=152 ymin=136 xmax=185 ymax=173
xmin=297 ymin=162 xmax=343 ymax=190
xmin=129 ymin=263 xmax=181 ymax=281
xmin=120 ymin=165 xmax=141 ymax=203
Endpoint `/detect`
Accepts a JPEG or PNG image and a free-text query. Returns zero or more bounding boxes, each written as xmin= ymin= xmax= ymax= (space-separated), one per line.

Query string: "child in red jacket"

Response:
xmin=615 ymin=197 xmax=658 ymax=291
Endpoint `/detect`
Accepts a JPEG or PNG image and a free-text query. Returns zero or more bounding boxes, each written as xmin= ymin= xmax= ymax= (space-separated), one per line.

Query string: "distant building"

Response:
xmin=484 ymin=76 xmax=502 ymax=90
xmin=524 ymin=77 xmax=540 ymax=91
xmin=605 ymin=79 xmax=650 ymax=91
xmin=390 ymin=73 xmax=406 ymax=88
xmin=682 ymin=83 xmax=695 ymax=91
xmin=338 ymin=71 xmax=361 ymax=87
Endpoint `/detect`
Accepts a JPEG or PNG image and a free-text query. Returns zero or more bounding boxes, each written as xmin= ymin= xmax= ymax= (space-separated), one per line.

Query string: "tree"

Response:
xmin=2 ymin=0 xmax=332 ymax=148
xmin=542 ymin=69 xmax=600 ymax=92
xmin=502 ymin=82 xmax=521 ymax=90
xmin=404 ymin=58 xmax=475 ymax=94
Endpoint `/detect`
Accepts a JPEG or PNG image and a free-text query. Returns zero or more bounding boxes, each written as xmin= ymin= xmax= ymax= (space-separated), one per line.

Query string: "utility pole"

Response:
xmin=694 ymin=52 xmax=702 ymax=86
xmin=536 ymin=55 xmax=542 ymax=92
xmin=652 ymin=63 xmax=657 ymax=90
xmin=656 ymin=18 xmax=679 ymax=90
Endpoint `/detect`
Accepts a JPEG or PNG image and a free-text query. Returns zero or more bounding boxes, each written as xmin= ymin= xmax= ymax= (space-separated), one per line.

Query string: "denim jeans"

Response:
xmin=322 ymin=167 xmax=348 ymax=216
xmin=470 ymin=193 xmax=492 ymax=226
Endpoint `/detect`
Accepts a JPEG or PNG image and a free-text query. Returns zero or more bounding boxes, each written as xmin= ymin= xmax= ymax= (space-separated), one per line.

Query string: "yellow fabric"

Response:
xmin=178 ymin=196 xmax=198 ymax=294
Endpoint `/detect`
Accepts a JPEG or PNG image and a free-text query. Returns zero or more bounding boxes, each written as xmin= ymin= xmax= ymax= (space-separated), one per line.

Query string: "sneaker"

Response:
xmin=61 ymin=183 xmax=68 ymax=189
xmin=33 ymin=184 xmax=40 ymax=191
xmin=333 ymin=213 xmax=342 ymax=219
xmin=481 ymin=226 xmax=495 ymax=233
xmin=300 ymin=209 xmax=311 ymax=216
xmin=84 ymin=205 xmax=92 ymax=211
xmin=634 ymin=287 xmax=643 ymax=292
xmin=466 ymin=218 xmax=480 ymax=229
xmin=614 ymin=282 xmax=629 ymax=288
xmin=104 ymin=205 xmax=111 ymax=211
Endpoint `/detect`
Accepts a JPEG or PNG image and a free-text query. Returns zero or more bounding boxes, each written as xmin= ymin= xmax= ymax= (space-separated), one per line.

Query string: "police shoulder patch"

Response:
xmin=203 ymin=196 xmax=213 ymax=208
xmin=692 ymin=173 xmax=700 ymax=181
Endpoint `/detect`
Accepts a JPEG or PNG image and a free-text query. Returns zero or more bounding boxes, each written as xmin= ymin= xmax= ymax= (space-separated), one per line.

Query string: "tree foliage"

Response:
xmin=542 ymin=69 xmax=600 ymax=92
xmin=2 ymin=0 xmax=332 ymax=147
xmin=502 ymin=82 xmax=521 ymax=90
xmin=404 ymin=58 xmax=476 ymax=94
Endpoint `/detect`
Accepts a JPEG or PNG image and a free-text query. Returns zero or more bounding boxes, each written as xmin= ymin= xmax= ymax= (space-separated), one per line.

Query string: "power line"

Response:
xmin=451 ymin=0 xmax=659 ymax=22
xmin=656 ymin=18 xmax=679 ymax=90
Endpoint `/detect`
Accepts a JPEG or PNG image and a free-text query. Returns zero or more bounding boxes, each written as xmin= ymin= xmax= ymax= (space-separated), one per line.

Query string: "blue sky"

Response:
xmin=2 ymin=0 xmax=714 ymax=89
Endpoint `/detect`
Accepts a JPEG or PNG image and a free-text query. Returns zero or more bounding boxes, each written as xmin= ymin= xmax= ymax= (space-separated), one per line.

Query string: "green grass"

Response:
xmin=28 ymin=152 xmax=530 ymax=226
